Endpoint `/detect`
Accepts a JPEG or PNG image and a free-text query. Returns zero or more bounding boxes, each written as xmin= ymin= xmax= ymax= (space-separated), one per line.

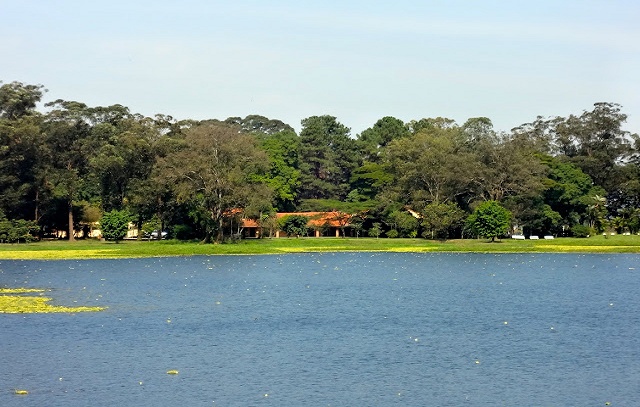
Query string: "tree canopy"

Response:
xmin=1 ymin=80 xmax=638 ymax=242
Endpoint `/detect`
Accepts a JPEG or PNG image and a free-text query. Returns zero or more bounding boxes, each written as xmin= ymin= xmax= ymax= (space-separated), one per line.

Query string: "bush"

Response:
xmin=279 ymin=215 xmax=309 ymax=237
xmin=467 ymin=200 xmax=511 ymax=242
xmin=0 ymin=217 xmax=39 ymax=243
xmin=172 ymin=224 xmax=195 ymax=240
xmin=385 ymin=229 xmax=399 ymax=238
xmin=368 ymin=223 xmax=382 ymax=238
xmin=570 ymin=224 xmax=592 ymax=238
xmin=100 ymin=210 xmax=131 ymax=242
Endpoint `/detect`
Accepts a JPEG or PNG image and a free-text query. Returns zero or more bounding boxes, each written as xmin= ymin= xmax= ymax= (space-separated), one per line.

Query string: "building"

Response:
xmin=241 ymin=211 xmax=353 ymax=238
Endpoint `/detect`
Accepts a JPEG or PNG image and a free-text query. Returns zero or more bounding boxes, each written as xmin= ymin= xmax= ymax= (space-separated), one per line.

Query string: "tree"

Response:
xmin=258 ymin=130 xmax=301 ymax=211
xmin=89 ymin=113 xmax=156 ymax=211
xmin=348 ymin=162 xmax=393 ymax=202
xmin=100 ymin=209 xmax=131 ymax=242
xmin=0 ymin=82 xmax=48 ymax=224
xmin=224 ymin=114 xmax=294 ymax=135
xmin=279 ymin=215 xmax=309 ymax=237
xmin=155 ymin=123 xmax=272 ymax=242
xmin=421 ymin=201 xmax=466 ymax=240
xmin=383 ymin=124 xmax=478 ymax=207
xmin=511 ymin=115 xmax=555 ymax=155
xmin=368 ymin=222 xmax=382 ymax=238
xmin=386 ymin=210 xmax=419 ymax=237
xmin=554 ymin=102 xmax=632 ymax=191
xmin=298 ymin=115 xmax=359 ymax=200
xmin=42 ymin=100 xmax=96 ymax=241
xmin=0 ymin=114 xmax=45 ymax=221
xmin=0 ymin=81 xmax=46 ymax=120
xmin=542 ymin=156 xmax=600 ymax=227
xmin=477 ymin=136 xmax=547 ymax=203
xmin=467 ymin=200 xmax=512 ymax=242
xmin=0 ymin=210 xmax=38 ymax=243
xmin=407 ymin=117 xmax=457 ymax=134
xmin=357 ymin=116 xmax=409 ymax=162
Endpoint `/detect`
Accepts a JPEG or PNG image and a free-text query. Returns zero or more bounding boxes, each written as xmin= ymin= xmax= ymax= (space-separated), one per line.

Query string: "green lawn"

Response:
xmin=0 ymin=235 xmax=639 ymax=260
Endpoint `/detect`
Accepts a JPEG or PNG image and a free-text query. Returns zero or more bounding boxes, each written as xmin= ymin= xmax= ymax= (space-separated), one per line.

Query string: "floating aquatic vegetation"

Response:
xmin=0 ymin=288 xmax=106 ymax=313
xmin=0 ymin=288 xmax=44 ymax=294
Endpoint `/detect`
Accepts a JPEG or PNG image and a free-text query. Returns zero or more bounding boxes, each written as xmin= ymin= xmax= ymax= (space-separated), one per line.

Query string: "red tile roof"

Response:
xmin=241 ymin=212 xmax=352 ymax=228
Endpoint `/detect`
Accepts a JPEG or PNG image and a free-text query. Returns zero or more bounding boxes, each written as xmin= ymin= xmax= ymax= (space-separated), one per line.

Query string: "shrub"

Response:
xmin=0 ymin=217 xmax=38 ymax=243
xmin=570 ymin=224 xmax=592 ymax=238
xmin=368 ymin=223 xmax=382 ymax=238
xmin=385 ymin=229 xmax=399 ymax=238
xmin=467 ymin=200 xmax=511 ymax=242
xmin=172 ymin=224 xmax=194 ymax=240
xmin=100 ymin=210 xmax=131 ymax=242
xmin=279 ymin=215 xmax=309 ymax=237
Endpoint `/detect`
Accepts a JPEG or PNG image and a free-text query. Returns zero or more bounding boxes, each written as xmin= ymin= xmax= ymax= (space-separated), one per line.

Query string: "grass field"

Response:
xmin=0 ymin=235 xmax=639 ymax=260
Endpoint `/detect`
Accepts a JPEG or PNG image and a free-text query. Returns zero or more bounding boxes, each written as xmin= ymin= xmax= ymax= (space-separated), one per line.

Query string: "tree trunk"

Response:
xmin=216 ymin=217 xmax=224 ymax=243
xmin=68 ymin=200 xmax=75 ymax=241
xmin=136 ymin=216 xmax=143 ymax=240
xmin=34 ymin=190 xmax=39 ymax=223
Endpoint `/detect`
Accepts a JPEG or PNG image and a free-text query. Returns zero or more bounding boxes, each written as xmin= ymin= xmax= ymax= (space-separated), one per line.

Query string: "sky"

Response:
xmin=2 ymin=0 xmax=639 ymax=135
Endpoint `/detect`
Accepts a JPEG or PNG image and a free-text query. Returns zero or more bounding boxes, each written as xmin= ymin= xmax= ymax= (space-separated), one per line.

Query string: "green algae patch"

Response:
xmin=0 ymin=249 xmax=117 ymax=260
xmin=0 ymin=288 xmax=45 ymax=294
xmin=0 ymin=288 xmax=106 ymax=314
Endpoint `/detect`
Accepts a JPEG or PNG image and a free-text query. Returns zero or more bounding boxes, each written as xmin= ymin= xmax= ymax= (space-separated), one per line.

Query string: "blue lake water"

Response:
xmin=1 ymin=253 xmax=639 ymax=406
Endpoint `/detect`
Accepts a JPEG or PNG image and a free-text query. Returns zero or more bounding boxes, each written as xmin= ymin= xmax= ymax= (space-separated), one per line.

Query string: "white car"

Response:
xmin=150 ymin=230 xmax=168 ymax=239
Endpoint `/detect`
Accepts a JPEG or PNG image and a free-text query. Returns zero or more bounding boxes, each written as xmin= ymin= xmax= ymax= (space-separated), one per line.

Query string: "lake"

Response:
xmin=1 ymin=253 xmax=639 ymax=406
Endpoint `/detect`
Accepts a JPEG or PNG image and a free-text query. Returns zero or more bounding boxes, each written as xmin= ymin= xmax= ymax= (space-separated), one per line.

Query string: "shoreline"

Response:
xmin=0 ymin=237 xmax=639 ymax=260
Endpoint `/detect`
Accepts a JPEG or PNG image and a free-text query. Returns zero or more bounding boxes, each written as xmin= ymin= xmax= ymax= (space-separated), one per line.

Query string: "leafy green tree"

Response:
xmin=511 ymin=115 xmax=555 ymax=155
xmin=473 ymin=133 xmax=547 ymax=203
xmin=461 ymin=117 xmax=496 ymax=147
xmin=298 ymin=115 xmax=359 ymax=200
xmin=224 ymin=114 xmax=294 ymax=135
xmin=421 ymin=201 xmax=466 ymax=240
xmin=0 ymin=115 xmax=45 ymax=221
xmin=279 ymin=215 xmax=309 ymax=237
xmin=368 ymin=222 xmax=382 ymax=238
xmin=357 ymin=116 xmax=409 ymax=162
xmin=42 ymin=100 xmax=97 ymax=241
xmin=584 ymin=194 xmax=608 ymax=232
xmin=155 ymin=123 xmax=272 ymax=242
xmin=0 ymin=210 xmax=38 ymax=243
xmin=407 ymin=117 xmax=457 ymax=134
xmin=0 ymin=81 xmax=46 ymax=120
xmin=348 ymin=162 xmax=393 ymax=202
xmin=554 ymin=102 xmax=632 ymax=190
xmin=0 ymin=82 xmax=48 ymax=224
xmin=100 ymin=209 xmax=131 ymax=242
xmin=505 ymin=196 xmax=562 ymax=236
xmin=467 ymin=200 xmax=512 ymax=242
xmin=386 ymin=210 xmax=419 ymax=237
xmin=384 ymin=124 xmax=478 ymax=207
xmin=258 ymin=130 xmax=301 ymax=211
xmin=541 ymin=156 xmax=602 ymax=227
xmin=89 ymin=113 xmax=156 ymax=211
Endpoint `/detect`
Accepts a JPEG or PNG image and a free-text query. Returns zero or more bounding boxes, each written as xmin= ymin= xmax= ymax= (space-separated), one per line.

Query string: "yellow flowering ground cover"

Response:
xmin=0 ymin=235 xmax=639 ymax=260
xmin=0 ymin=288 xmax=106 ymax=313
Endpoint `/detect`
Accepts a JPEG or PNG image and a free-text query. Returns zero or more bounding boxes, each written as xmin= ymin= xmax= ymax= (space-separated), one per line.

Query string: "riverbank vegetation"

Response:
xmin=0 ymin=288 xmax=105 ymax=313
xmin=1 ymin=236 xmax=639 ymax=260
xmin=1 ymin=81 xmax=639 ymax=244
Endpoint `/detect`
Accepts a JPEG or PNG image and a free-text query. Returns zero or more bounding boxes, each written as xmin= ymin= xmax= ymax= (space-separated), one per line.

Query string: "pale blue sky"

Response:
xmin=2 ymin=0 xmax=639 ymax=135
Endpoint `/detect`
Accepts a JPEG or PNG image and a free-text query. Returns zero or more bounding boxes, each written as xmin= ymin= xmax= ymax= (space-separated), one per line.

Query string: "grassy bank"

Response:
xmin=0 ymin=235 xmax=639 ymax=260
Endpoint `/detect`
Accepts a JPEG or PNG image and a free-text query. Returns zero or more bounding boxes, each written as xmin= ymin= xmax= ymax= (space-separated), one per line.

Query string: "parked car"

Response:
xmin=149 ymin=230 xmax=168 ymax=239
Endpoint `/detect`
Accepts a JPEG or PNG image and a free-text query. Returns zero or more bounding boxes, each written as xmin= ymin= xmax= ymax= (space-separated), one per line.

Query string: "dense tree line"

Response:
xmin=1 ymin=80 xmax=639 ymax=242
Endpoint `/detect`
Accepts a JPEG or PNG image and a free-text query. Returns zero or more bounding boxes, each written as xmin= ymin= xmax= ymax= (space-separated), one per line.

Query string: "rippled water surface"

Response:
xmin=1 ymin=253 xmax=639 ymax=406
